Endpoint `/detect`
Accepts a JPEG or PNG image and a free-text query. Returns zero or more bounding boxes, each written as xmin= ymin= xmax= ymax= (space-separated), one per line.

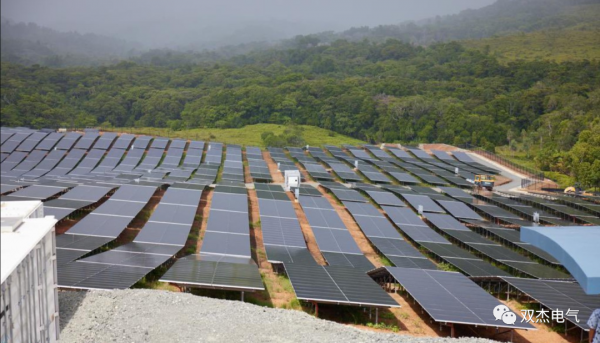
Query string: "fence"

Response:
xmin=471 ymin=149 xmax=545 ymax=180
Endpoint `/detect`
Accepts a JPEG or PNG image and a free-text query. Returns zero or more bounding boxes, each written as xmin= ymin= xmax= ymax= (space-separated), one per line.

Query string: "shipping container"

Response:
xmin=1 ymin=201 xmax=59 ymax=343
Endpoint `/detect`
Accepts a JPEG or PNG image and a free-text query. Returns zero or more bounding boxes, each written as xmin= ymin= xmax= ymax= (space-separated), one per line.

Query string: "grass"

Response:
xmin=366 ymin=322 xmax=400 ymax=332
xmin=104 ymin=124 xmax=365 ymax=147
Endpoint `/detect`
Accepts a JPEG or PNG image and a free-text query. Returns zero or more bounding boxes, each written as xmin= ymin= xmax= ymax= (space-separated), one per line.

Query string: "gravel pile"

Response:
xmin=59 ymin=289 xmax=498 ymax=343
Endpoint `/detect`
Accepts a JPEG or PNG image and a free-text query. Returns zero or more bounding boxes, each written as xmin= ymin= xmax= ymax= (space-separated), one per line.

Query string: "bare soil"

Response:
xmin=247 ymin=187 xmax=299 ymax=309
xmin=420 ymin=144 xmax=462 ymax=153
xmin=317 ymin=186 xmax=385 ymax=268
xmin=286 ymin=191 xmax=327 ymax=265
xmin=263 ymin=150 xmax=284 ymax=183
xmin=194 ymin=188 xmax=213 ymax=253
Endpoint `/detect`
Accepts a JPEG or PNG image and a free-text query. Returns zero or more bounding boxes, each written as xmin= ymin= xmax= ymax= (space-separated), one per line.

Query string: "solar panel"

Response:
xmin=382 ymin=206 xmax=427 ymax=227
xmin=258 ymin=199 xmax=297 ymax=218
xmin=201 ymin=231 xmax=251 ymax=258
xmin=109 ymin=184 xmax=156 ymax=202
xmin=365 ymin=190 xmax=405 ymax=207
xmin=402 ymin=194 xmax=446 ymax=213
xmin=263 ymin=246 xmax=316 ymax=265
xmin=425 ymin=213 xmax=470 ymax=231
xmin=501 ymin=261 xmax=572 ymax=279
xmin=299 ymin=196 xmax=332 ymax=209
xmin=93 ymin=200 xmax=148 ymax=216
xmin=79 ymin=251 xmax=171 ymax=268
xmin=9 ymin=185 xmax=67 ymax=200
xmin=436 ymin=200 xmax=483 ymax=220
xmin=321 ymin=252 xmax=374 ymax=271
xmin=419 ymin=242 xmax=479 ymax=260
xmin=389 ymin=172 xmax=420 ymax=184
xmin=208 ymin=192 xmax=247 ymax=212
xmin=443 ymin=258 xmax=511 ymax=277
xmin=328 ymin=188 xmax=366 ymax=203
xmin=134 ymin=222 xmax=193 ymax=245
xmin=368 ymin=237 xmax=423 ymax=258
xmin=58 ymin=263 xmax=151 ymax=290
xmin=352 ymin=216 xmax=403 ymax=239
xmin=384 ymin=256 xmax=438 ymax=270
xmin=444 ymin=230 xmax=498 ymax=245
xmin=60 ymin=185 xmax=112 ymax=202
xmin=311 ymin=227 xmax=363 ymax=254
xmin=160 ymin=187 xmax=202 ymax=206
xmin=303 ymin=208 xmax=345 ymax=228
xmin=110 ymin=243 xmax=181 ymax=256
xmin=260 ymin=216 xmax=306 ymax=248
xmin=67 ymin=215 xmax=135 ymax=237
xmin=150 ymin=203 xmax=197 ymax=225
xmin=55 ymin=234 xmax=114 ymax=252
xmin=44 ymin=198 xmax=94 ymax=210
xmin=159 ymin=257 xmax=264 ymax=291
xmin=372 ymin=267 xmax=533 ymax=329
xmin=285 ymin=264 xmax=398 ymax=307
xmin=395 ymin=224 xmax=450 ymax=244
xmin=343 ymin=201 xmax=381 ymax=217
xmin=502 ymin=277 xmax=600 ymax=330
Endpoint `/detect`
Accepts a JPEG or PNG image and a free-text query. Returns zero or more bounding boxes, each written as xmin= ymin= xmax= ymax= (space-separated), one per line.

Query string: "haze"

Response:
xmin=2 ymin=0 xmax=496 ymax=49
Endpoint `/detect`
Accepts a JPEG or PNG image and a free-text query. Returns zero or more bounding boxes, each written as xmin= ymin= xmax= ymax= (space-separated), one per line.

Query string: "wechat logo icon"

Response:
xmin=493 ymin=305 xmax=517 ymax=325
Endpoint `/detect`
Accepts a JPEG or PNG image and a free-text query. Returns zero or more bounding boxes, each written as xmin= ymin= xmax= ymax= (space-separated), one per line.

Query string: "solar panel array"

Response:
xmin=285 ymin=264 xmax=398 ymax=307
xmin=383 ymin=206 xmax=512 ymax=277
xmin=55 ymin=184 xmax=156 ymax=268
xmin=303 ymin=161 xmax=334 ymax=181
xmin=327 ymin=162 xmax=361 ymax=182
xmin=268 ymin=147 xmax=301 ymax=181
xmin=321 ymin=184 xmax=366 ymax=203
xmin=246 ymin=146 xmax=272 ymax=182
xmin=425 ymin=213 xmax=571 ymax=279
xmin=222 ymin=145 xmax=244 ymax=182
xmin=59 ymin=185 xmax=202 ymax=290
xmin=160 ymin=183 xmax=264 ymax=291
xmin=44 ymin=185 xmax=113 ymax=221
xmin=341 ymin=199 xmax=437 ymax=270
xmin=256 ymin=185 xmax=311 ymax=264
xmin=503 ymin=277 xmax=600 ymax=330
xmin=370 ymin=267 xmax=534 ymax=330
xmin=300 ymin=194 xmax=373 ymax=270
xmin=2 ymin=128 xmax=594 ymax=332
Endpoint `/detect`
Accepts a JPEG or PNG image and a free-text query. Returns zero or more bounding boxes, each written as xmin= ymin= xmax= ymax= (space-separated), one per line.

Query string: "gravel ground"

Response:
xmin=59 ymin=290 xmax=499 ymax=343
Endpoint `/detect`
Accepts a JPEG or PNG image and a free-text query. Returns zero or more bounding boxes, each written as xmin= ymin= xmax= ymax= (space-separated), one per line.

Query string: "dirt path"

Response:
xmin=194 ymin=188 xmax=213 ymax=253
xmin=317 ymin=186 xmax=385 ymax=268
xmin=242 ymin=150 xmax=253 ymax=184
xmin=247 ymin=187 xmax=299 ymax=309
xmin=286 ymin=191 xmax=327 ymax=265
xmin=263 ymin=151 xmax=284 ymax=183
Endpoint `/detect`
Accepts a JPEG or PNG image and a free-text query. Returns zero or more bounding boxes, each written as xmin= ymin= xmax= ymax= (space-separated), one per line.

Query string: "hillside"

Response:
xmin=283 ymin=0 xmax=600 ymax=47
xmin=463 ymin=29 xmax=600 ymax=63
xmin=0 ymin=19 xmax=141 ymax=66
xmin=461 ymin=3 xmax=600 ymax=63
xmin=3 ymin=0 xmax=600 ymax=67
xmin=104 ymin=124 xmax=365 ymax=147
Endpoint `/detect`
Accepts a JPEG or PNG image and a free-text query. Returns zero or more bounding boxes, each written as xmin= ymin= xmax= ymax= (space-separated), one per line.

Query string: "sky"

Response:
xmin=1 ymin=0 xmax=496 ymax=48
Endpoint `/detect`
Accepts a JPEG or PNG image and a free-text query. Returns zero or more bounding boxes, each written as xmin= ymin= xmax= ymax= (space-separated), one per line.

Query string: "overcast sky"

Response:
xmin=2 ymin=0 xmax=496 ymax=48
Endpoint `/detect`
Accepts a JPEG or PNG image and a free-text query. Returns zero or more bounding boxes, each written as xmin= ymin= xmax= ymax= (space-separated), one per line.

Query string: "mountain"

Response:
xmin=0 ymin=18 xmax=141 ymax=66
xmin=280 ymin=0 xmax=600 ymax=47
xmin=3 ymin=0 xmax=600 ymax=67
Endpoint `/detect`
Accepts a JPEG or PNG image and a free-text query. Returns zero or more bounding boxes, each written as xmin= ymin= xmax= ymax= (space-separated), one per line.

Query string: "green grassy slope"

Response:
xmin=462 ymin=4 xmax=600 ymax=63
xmin=463 ymin=28 xmax=600 ymax=63
xmin=105 ymin=124 xmax=365 ymax=147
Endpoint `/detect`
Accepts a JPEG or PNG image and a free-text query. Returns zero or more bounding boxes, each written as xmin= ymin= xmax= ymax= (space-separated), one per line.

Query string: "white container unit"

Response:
xmin=1 ymin=201 xmax=59 ymax=343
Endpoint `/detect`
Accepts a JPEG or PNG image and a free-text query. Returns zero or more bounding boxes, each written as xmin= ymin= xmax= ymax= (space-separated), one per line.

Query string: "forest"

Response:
xmin=1 ymin=38 xmax=599 ymax=186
